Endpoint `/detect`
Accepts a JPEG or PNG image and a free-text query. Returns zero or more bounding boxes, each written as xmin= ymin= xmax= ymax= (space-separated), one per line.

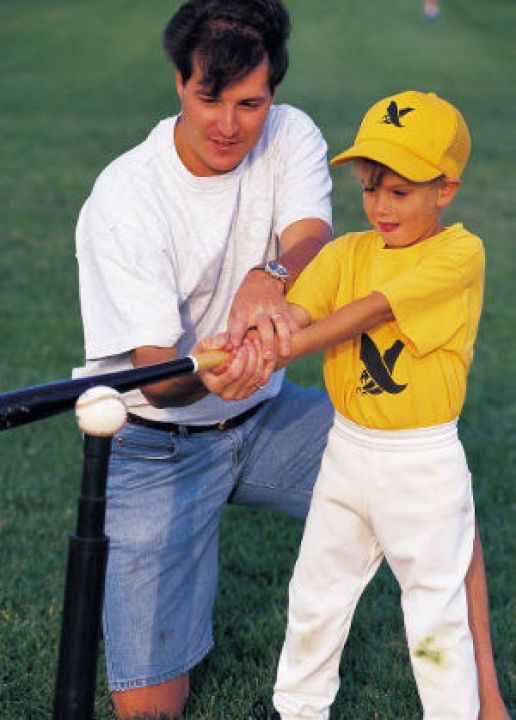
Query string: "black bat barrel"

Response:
xmin=0 ymin=356 xmax=196 ymax=431
xmin=53 ymin=434 xmax=112 ymax=720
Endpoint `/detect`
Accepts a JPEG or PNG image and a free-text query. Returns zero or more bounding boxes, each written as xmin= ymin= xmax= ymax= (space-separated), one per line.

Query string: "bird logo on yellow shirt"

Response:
xmin=358 ymin=333 xmax=407 ymax=395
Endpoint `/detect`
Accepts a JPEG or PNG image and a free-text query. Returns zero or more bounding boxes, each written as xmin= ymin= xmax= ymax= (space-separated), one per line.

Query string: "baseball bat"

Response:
xmin=0 ymin=350 xmax=229 ymax=432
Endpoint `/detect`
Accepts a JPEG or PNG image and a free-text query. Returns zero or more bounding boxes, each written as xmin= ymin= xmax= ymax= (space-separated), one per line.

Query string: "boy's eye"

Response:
xmin=362 ymin=186 xmax=375 ymax=193
xmin=393 ymin=190 xmax=408 ymax=197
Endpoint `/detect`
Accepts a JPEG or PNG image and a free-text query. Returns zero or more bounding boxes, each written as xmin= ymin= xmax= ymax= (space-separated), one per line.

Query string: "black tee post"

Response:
xmin=53 ymin=434 xmax=111 ymax=720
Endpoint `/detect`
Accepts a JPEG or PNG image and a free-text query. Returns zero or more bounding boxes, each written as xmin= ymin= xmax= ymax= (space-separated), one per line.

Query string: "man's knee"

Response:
xmin=111 ymin=673 xmax=190 ymax=719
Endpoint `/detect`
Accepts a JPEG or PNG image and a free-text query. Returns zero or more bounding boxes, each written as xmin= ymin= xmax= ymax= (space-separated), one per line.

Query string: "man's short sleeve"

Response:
xmin=271 ymin=106 xmax=332 ymax=236
xmin=76 ymin=177 xmax=182 ymax=359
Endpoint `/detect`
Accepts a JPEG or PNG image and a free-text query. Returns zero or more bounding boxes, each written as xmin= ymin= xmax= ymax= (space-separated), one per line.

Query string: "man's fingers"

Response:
xmin=222 ymin=345 xmax=263 ymax=400
xmin=254 ymin=314 xmax=276 ymax=361
xmin=271 ymin=312 xmax=293 ymax=357
xmin=201 ymin=340 xmax=265 ymax=401
xmin=228 ymin=316 xmax=248 ymax=349
xmin=193 ymin=332 xmax=234 ymax=375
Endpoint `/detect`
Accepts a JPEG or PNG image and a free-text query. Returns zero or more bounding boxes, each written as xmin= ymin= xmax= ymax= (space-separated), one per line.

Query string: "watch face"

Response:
xmin=266 ymin=261 xmax=290 ymax=279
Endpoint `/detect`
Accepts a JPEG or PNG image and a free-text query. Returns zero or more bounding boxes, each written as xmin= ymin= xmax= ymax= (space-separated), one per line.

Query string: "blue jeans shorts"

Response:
xmin=103 ymin=380 xmax=333 ymax=690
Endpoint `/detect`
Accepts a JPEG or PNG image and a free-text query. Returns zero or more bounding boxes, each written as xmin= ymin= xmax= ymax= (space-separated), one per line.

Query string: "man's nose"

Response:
xmin=217 ymin=105 xmax=238 ymax=137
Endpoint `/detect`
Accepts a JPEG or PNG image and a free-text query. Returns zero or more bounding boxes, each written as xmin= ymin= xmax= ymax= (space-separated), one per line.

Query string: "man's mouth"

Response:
xmin=210 ymin=138 xmax=239 ymax=151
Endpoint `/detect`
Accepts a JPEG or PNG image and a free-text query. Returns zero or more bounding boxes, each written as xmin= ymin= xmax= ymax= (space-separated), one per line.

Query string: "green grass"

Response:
xmin=0 ymin=0 xmax=514 ymax=717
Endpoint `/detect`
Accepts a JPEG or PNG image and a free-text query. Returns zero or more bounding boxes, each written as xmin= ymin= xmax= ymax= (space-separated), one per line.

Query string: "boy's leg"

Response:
xmin=375 ymin=431 xmax=478 ymax=719
xmin=235 ymin=385 xmax=505 ymax=716
xmin=272 ymin=421 xmax=383 ymax=720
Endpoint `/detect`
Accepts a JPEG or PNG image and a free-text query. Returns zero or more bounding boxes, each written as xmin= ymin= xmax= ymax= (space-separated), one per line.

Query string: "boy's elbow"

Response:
xmin=371 ymin=291 xmax=394 ymax=323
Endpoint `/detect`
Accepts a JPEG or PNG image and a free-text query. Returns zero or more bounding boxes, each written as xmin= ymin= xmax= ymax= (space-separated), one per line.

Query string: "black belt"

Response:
xmin=126 ymin=401 xmax=266 ymax=435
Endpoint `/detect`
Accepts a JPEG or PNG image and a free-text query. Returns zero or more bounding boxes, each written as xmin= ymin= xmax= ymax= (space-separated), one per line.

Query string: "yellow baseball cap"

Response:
xmin=331 ymin=90 xmax=471 ymax=181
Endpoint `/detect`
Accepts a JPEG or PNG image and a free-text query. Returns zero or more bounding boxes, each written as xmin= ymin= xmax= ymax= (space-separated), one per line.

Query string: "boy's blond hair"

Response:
xmin=351 ymin=158 xmax=444 ymax=188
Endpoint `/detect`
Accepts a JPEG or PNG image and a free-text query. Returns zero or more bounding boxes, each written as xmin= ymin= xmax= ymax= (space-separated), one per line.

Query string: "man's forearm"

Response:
xmin=145 ymin=374 xmax=209 ymax=408
xmin=276 ymin=218 xmax=332 ymax=289
xmin=279 ymin=235 xmax=329 ymax=289
xmin=131 ymin=345 xmax=210 ymax=408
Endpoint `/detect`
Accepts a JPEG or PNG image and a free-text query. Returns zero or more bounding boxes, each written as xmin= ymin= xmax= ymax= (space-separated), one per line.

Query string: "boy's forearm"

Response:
xmin=281 ymin=291 xmax=393 ymax=366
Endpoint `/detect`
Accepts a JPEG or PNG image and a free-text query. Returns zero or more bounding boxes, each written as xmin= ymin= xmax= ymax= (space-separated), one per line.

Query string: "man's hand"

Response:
xmin=227 ymin=269 xmax=299 ymax=365
xmin=227 ymin=218 xmax=331 ymax=372
xmin=193 ymin=332 xmax=270 ymax=402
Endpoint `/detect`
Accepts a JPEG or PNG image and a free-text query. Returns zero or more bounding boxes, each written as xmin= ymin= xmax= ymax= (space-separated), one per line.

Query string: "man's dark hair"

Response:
xmin=163 ymin=0 xmax=291 ymax=95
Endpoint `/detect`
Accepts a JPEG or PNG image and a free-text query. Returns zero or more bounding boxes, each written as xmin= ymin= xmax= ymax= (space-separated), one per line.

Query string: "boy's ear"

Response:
xmin=437 ymin=179 xmax=461 ymax=209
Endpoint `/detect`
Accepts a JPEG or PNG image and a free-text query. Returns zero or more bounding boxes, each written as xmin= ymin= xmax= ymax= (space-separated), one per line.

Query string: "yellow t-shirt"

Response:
xmin=287 ymin=223 xmax=485 ymax=429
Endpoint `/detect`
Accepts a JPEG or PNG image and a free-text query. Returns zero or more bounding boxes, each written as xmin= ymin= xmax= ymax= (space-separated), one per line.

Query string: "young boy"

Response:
xmin=268 ymin=90 xmax=484 ymax=718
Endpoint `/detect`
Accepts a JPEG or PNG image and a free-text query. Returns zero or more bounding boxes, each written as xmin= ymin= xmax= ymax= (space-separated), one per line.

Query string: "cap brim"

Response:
xmin=330 ymin=139 xmax=442 ymax=182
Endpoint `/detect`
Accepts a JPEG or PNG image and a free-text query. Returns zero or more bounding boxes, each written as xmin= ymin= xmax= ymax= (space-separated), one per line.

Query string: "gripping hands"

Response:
xmin=195 ymin=270 xmax=299 ymax=401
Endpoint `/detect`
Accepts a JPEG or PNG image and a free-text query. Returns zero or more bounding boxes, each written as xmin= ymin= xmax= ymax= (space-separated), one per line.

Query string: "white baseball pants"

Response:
xmin=274 ymin=413 xmax=479 ymax=719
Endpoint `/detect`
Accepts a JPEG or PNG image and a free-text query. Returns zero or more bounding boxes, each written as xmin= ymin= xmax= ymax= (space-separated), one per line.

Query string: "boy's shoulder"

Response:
xmin=440 ymin=222 xmax=481 ymax=242
xmin=323 ymin=224 xmax=484 ymax=264
xmin=329 ymin=229 xmax=378 ymax=251
xmin=429 ymin=223 xmax=484 ymax=258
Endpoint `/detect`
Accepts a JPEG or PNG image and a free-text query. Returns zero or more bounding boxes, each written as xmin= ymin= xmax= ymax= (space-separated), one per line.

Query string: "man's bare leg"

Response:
xmin=467 ymin=523 xmax=509 ymax=720
xmin=112 ymin=673 xmax=189 ymax=719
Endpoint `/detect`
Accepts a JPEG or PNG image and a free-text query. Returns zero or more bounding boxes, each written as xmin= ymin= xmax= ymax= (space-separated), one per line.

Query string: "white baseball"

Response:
xmin=75 ymin=386 xmax=128 ymax=436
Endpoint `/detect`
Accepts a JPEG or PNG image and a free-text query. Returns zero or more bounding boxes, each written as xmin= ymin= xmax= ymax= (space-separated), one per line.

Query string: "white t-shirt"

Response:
xmin=74 ymin=104 xmax=332 ymax=424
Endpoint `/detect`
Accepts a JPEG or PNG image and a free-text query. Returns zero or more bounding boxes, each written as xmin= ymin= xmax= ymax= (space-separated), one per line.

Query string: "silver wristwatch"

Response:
xmin=252 ymin=260 xmax=291 ymax=285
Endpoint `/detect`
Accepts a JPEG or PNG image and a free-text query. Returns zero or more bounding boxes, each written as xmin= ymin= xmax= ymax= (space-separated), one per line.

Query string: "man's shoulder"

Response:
xmin=263 ymin=104 xmax=322 ymax=145
xmin=266 ymin=103 xmax=322 ymax=136
xmin=93 ymin=118 xmax=175 ymax=196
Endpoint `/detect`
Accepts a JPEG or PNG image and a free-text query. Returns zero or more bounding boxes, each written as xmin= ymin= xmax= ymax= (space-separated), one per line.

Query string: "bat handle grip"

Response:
xmin=191 ymin=349 xmax=231 ymax=371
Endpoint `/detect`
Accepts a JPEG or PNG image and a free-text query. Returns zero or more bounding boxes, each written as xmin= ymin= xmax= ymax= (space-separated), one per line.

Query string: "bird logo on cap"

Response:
xmin=382 ymin=100 xmax=415 ymax=128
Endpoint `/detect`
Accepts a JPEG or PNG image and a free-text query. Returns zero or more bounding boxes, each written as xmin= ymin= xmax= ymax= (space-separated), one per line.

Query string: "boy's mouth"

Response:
xmin=378 ymin=222 xmax=399 ymax=233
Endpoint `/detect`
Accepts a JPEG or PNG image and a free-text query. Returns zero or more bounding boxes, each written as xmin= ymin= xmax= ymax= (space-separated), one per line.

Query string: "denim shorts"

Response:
xmin=103 ymin=380 xmax=333 ymax=690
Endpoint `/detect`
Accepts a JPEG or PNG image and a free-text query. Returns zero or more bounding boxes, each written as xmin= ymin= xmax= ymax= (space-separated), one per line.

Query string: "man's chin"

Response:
xmin=206 ymin=156 xmax=244 ymax=175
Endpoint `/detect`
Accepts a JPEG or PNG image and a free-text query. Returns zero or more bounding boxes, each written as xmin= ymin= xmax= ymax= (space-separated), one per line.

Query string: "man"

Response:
xmin=74 ymin=1 xmax=508 ymax=718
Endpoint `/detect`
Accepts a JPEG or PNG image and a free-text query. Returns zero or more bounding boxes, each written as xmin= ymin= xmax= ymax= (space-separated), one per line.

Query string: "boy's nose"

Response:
xmin=375 ymin=192 xmax=392 ymax=215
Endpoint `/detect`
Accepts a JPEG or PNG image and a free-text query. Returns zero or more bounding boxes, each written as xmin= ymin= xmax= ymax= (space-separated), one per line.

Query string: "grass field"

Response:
xmin=0 ymin=0 xmax=514 ymax=717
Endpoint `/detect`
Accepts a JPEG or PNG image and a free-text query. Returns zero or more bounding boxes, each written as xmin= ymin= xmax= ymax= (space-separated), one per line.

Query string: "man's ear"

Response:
xmin=175 ymin=69 xmax=184 ymax=99
xmin=437 ymin=178 xmax=461 ymax=209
